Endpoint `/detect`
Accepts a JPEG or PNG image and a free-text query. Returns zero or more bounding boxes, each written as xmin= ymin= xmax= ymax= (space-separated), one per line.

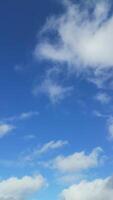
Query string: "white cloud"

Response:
xmin=37 ymin=140 xmax=68 ymax=154
xmin=32 ymin=62 xmax=73 ymax=103
xmin=51 ymin=147 xmax=103 ymax=173
xmin=93 ymin=110 xmax=104 ymax=118
xmin=95 ymin=92 xmax=111 ymax=104
xmin=23 ymin=140 xmax=68 ymax=161
xmin=0 ymin=175 xmax=46 ymax=200
xmin=33 ymin=78 xmax=73 ymax=104
xmin=60 ymin=176 xmax=113 ymax=200
xmin=2 ymin=111 xmax=39 ymax=123
xmin=0 ymin=140 xmax=69 ymax=168
xmin=19 ymin=111 xmax=39 ymax=120
xmin=35 ymin=0 xmax=113 ymax=85
xmin=0 ymin=124 xmax=15 ymax=138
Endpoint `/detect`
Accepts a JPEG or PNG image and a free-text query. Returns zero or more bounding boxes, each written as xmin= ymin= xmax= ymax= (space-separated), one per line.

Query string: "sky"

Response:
xmin=1 ymin=0 xmax=113 ymax=199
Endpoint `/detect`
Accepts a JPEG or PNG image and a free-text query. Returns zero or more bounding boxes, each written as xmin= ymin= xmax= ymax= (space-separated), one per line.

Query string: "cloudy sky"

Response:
xmin=1 ymin=0 xmax=113 ymax=199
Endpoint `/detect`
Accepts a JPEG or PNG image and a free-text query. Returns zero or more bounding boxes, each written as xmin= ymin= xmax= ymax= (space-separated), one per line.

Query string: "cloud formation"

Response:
xmin=0 ymin=175 xmax=45 ymax=200
xmin=37 ymin=140 xmax=68 ymax=155
xmin=60 ymin=176 xmax=113 ymax=200
xmin=2 ymin=111 xmax=39 ymax=123
xmin=33 ymin=65 xmax=73 ymax=104
xmin=51 ymin=147 xmax=103 ymax=173
xmin=95 ymin=92 xmax=111 ymax=104
xmin=33 ymin=79 xmax=73 ymax=104
xmin=0 ymin=124 xmax=15 ymax=138
xmin=35 ymin=0 xmax=113 ymax=86
xmin=23 ymin=140 xmax=68 ymax=162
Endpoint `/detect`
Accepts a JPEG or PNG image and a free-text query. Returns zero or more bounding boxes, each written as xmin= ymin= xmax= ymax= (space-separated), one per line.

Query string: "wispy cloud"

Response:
xmin=0 ymin=124 xmax=15 ymax=138
xmin=1 ymin=111 xmax=39 ymax=123
xmin=24 ymin=140 xmax=68 ymax=162
xmin=19 ymin=111 xmax=39 ymax=120
xmin=33 ymin=64 xmax=73 ymax=104
xmin=107 ymin=117 xmax=113 ymax=140
xmin=33 ymin=78 xmax=73 ymax=104
xmin=95 ymin=92 xmax=111 ymax=104
xmin=57 ymin=173 xmax=87 ymax=185
xmin=23 ymin=134 xmax=36 ymax=140
xmin=0 ymin=140 xmax=69 ymax=168
xmin=93 ymin=110 xmax=106 ymax=118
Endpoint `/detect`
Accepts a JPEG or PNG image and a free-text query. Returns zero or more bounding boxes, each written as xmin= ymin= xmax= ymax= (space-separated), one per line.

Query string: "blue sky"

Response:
xmin=1 ymin=0 xmax=113 ymax=199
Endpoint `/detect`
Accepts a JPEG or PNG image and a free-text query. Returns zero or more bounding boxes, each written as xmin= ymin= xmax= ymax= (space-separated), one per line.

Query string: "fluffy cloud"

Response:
xmin=35 ymin=0 xmax=113 ymax=85
xmin=51 ymin=147 xmax=103 ymax=173
xmin=0 ymin=175 xmax=45 ymax=200
xmin=0 ymin=124 xmax=15 ymax=138
xmin=60 ymin=176 xmax=113 ymax=200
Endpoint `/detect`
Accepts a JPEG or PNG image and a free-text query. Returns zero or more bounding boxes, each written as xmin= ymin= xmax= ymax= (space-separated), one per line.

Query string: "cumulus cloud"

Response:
xmin=0 ymin=175 xmax=45 ymax=200
xmin=0 ymin=124 xmax=15 ymax=138
xmin=51 ymin=147 xmax=103 ymax=173
xmin=35 ymin=0 xmax=113 ymax=86
xmin=60 ymin=176 xmax=113 ymax=200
